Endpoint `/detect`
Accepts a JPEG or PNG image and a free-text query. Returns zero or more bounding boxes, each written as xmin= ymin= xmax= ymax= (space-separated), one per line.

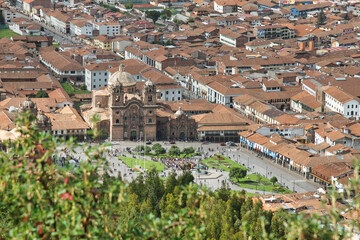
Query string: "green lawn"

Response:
xmin=202 ymin=155 xmax=248 ymax=172
xmin=232 ymin=174 xmax=292 ymax=194
xmin=0 ymin=29 xmax=19 ymax=38
xmin=61 ymin=82 xmax=90 ymax=95
xmin=53 ymin=42 xmax=60 ymax=47
xmin=119 ymin=156 xmax=165 ymax=172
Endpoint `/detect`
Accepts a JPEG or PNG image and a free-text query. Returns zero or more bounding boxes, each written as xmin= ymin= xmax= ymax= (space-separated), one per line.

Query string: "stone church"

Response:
xmin=81 ymin=64 xmax=197 ymax=141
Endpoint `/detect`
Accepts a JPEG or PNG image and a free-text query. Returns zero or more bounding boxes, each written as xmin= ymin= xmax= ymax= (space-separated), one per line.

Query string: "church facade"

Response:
xmin=82 ymin=64 xmax=197 ymax=141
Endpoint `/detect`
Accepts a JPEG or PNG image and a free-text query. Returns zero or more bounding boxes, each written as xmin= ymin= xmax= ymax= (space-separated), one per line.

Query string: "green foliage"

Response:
xmin=35 ymin=89 xmax=49 ymax=98
xmin=80 ymin=84 xmax=87 ymax=91
xmin=188 ymin=17 xmax=194 ymax=23
xmin=152 ymin=143 xmax=166 ymax=156
xmin=125 ymin=2 xmax=133 ymax=9
xmin=146 ymin=10 xmax=161 ymax=23
xmin=168 ymin=145 xmax=181 ymax=157
xmin=182 ymin=147 xmax=195 ymax=157
xmin=135 ymin=145 xmax=145 ymax=152
xmin=316 ymin=9 xmax=326 ymax=27
xmin=161 ymin=9 xmax=172 ymax=19
xmin=229 ymin=167 xmax=247 ymax=179
xmin=270 ymin=176 xmax=278 ymax=185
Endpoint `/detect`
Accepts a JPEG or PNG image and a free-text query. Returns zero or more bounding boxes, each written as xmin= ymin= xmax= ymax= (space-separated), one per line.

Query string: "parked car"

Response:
xmin=226 ymin=141 xmax=236 ymax=146
xmin=202 ymin=141 xmax=209 ymax=145
xmin=170 ymin=141 xmax=176 ymax=144
xmin=146 ymin=141 xmax=152 ymax=145
xmin=220 ymin=142 xmax=226 ymax=146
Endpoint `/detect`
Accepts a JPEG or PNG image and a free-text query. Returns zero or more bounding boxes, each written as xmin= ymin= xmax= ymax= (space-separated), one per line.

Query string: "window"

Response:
xmin=148 ymin=118 xmax=152 ymax=123
xmin=93 ymin=85 xmax=96 ymax=88
xmin=132 ymin=116 xmax=136 ymax=122
xmin=148 ymin=96 xmax=152 ymax=102
xmin=105 ymin=73 xmax=107 ymax=76
xmin=166 ymin=91 xmax=169 ymax=94
xmin=93 ymin=73 xmax=96 ymax=76
xmin=116 ymin=111 xmax=119 ymax=114
xmin=149 ymin=111 xmax=152 ymax=114
xmin=178 ymin=91 xmax=180 ymax=94
xmin=116 ymin=119 xmax=119 ymax=123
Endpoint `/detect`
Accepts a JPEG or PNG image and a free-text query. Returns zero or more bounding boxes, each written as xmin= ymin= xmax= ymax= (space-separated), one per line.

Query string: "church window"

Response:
xmin=172 ymin=132 xmax=174 ymax=135
xmin=116 ymin=119 xmax=119 ymax=123
xmin=132 ymin=116 xmax=136 ymax=122
xmin=148 ymin=96 xmax=152 ymax=102
xmin=116 ymin=89 xmax=119 ymax=93
xmin=190 ymin=132 xmax=193 ymax=135
xmin=148 ymin=118 xmax=152 ymax=123
xmin=124 ymin=116 xmax=127 ymax=121
xmin=116 ymin=111 xmax=119 ymax=114
xmin=149 ymin=111 xmax=152 ymax=114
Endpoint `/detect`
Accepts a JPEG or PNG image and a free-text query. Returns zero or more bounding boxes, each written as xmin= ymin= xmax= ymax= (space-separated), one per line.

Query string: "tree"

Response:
xmin=135 ymin=145 xmax=145 ymax=153
xmin=178 ymin=170 xmax=194 ymax=186
xmin=28 ymin=93 xmax=36 ymax=98
xmin=270 ymin=176 xmax=278 ymax=186
xmin=125 ymin=2 xmax=133 ymax=9
xmin=229 ymin=167 xmax=247 ymax=179
xmin=152 ymin=143 xmax=166 ymax=156
xmin=146 ymin=10 xmax=161 ymax=23
xmin=35 ymin=90 xmax=49 ymax=98
xmin=161 ymin=9 xmax=172 ymax=20
xmin=316 ymin=9 xmax=326 ymax=27
xmin=145 ymin=146 xmax=151 ymax=154
xmin=80 ymin=84 xmax=87 ymax=91
xmin=168 ymin=145 xmax=181 ymax=157
xmin=182 ymin=147 xmax=195 ymax=157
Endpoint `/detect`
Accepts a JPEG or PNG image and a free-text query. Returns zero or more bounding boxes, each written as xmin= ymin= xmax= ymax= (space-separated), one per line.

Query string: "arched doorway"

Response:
xmin=130 ymin=131 xmax=136 ymax=141
xmin=180 ymin=132 xmax=185 ymax=140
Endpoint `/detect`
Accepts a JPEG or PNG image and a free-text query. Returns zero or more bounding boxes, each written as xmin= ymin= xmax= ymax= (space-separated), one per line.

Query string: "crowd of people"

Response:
xmin=157 ymin=156 xmax=206 ymax=171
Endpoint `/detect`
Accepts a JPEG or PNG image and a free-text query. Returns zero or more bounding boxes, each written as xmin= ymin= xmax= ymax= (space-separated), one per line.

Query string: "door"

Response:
xmin=130 ymin=131 xmax=136 ymax=141
xmin=180 ymin=132 xmax=185 ymax=140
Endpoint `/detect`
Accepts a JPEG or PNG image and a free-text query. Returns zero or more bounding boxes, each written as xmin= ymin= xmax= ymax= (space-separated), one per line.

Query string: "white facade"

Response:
xmin=92 ymin=22 xmax=121 ymax=37
xmin=220 ymin=33 xmax=237 ymax=47
xmin=324 ymin=93 xmax=360 ymax=120
xmin=159 ymin=87 xmax=183 ymax=101
xmin=70 ymin=22 xmax=93 ymax=36
xmin=85 ymin=69 xmax=110 ymax=91
xmin=2 ymin=9 xmax=22 ymax=23
xmin=255 ymin=126 xmax=304 ymax=138
xmin=214 ymin=2 xmax=235 ymax=13
xmin=50 ymin=16 xmax=67 ymax=33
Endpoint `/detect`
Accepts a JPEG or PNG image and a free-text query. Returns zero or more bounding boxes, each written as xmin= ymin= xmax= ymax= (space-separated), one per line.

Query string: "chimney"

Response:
xmin=298 ymin=41 xmax=306 ymax=51
xmin=308 ymin=40 xmax=315 ymax=51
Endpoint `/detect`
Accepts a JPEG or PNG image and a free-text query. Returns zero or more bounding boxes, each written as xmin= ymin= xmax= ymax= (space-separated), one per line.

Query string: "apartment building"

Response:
xmin=92 ymin=21 xmax=121 ymax=37
xmin=70 ymin=19 xmax=93 ymax=36
xmin=255 ymin=25 xmax=296 ymax=39
xmin=317 ymin=86 xmax=360 ymax=120
xmin=85 ymin=62 xmax=120 ymax=91
xmin=219 ymin=29 xmax=248 ymax=48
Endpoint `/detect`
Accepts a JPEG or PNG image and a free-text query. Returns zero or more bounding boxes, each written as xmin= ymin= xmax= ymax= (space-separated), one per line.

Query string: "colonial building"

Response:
xmin=82 ymin=64 xmax=197 ymax=141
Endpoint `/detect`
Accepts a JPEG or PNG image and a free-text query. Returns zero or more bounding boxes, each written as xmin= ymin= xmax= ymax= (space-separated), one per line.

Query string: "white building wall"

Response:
xmin=159 ymin=88 xmax=183 ymax=101
xmin=85 ymin=69 xmax=109 ymax=91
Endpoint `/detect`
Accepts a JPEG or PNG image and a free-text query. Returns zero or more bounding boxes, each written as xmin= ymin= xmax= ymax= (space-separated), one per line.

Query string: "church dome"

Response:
xmin=19 ymin=97 xmax=37 ymax=113
xmin=174 ymin=107 xmax=185 ymax=118
xmin=22 ymin=98 xmax=36 ymax=109
xmin=108 ymin=64 xmax=136 ymax=89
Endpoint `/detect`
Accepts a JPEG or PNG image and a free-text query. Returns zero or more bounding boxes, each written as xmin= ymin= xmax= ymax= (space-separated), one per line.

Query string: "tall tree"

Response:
xmin=146 ymin=10 xmax=161 ymax=23
xmin=316 ymin=9 xmax=326 ymax=27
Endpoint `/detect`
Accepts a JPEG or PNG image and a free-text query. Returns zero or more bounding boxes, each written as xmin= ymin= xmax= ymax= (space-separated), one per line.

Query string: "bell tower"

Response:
xmin=143 ymin=79 xmax=156 ymax=105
